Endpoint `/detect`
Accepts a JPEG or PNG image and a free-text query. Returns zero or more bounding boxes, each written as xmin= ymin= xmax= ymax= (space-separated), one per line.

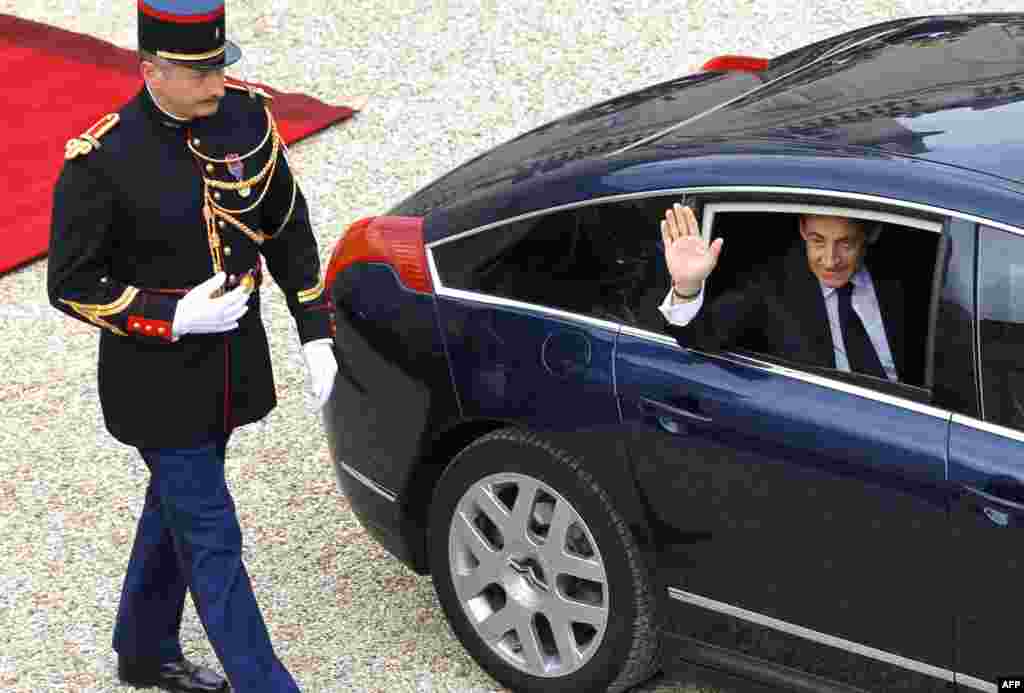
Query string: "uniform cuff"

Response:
xmin=126 ymin=292 xmax=179 ymax=343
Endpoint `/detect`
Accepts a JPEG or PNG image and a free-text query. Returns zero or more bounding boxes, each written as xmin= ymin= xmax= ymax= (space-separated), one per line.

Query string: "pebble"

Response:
xmin=1 ymin=1 xmax=1019 ymax=691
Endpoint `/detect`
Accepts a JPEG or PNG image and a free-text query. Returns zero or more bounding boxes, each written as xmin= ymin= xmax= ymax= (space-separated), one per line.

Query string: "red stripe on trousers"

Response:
xmin=223 ymin=336 xmax=231 ymax=433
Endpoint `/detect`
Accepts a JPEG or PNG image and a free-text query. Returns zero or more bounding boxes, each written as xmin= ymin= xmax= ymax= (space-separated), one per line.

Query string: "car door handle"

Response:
xmin=960 ymin=483 xmax=1024 ymax=515
xmin=640 ymin=396 xmax=713 ymax=424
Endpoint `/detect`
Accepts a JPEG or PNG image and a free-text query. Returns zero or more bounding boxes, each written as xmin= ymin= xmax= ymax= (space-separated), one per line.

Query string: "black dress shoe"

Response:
xmin=118 ymin=657 xmax=229 ymax=692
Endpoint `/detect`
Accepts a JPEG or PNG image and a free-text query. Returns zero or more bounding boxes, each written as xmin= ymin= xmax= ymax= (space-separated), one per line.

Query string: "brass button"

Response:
xmin=132 ymin=322 xmax=141 ymax=329
xmin=192 ymin=138 xmax=201 ymax=146
xmin=213 ymin=191 xmax=221 ymax=201
xmin=144 ymin=325 xmax=153 ymax=332
xmin=206 ymin=163 xmax=215 ymax=173
xmin=158 ymin=327 xmax=166 ymax=335
xmin=218 ymin=220 xmax=225 ymax=229
xmin=223 ymin=246 xmax=232 ymax=256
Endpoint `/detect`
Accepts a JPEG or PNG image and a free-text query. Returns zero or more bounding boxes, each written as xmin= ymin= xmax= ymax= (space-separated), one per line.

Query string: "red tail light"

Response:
xmin=701 ymin=55 xmax=769 ymax=73
xmin=325 ymin=215 xmax=433 ymax=294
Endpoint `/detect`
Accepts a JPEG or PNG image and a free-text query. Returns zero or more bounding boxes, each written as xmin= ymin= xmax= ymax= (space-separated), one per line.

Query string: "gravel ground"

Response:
xmin=1 ymin=1 xmax=1021 ymax=692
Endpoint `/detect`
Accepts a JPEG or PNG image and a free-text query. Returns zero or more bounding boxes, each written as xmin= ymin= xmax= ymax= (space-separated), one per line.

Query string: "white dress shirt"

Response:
xmin=658 ymin=266 xmax=899 ymax=381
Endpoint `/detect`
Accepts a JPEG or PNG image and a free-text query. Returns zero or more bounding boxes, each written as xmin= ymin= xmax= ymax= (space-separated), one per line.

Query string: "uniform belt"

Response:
xmin=141 ymin=259 xmax=263 ymax=296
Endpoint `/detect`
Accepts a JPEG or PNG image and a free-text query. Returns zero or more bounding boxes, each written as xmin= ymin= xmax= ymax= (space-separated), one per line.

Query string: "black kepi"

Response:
xmin=138 ymin=0 xmax=242 ymax=71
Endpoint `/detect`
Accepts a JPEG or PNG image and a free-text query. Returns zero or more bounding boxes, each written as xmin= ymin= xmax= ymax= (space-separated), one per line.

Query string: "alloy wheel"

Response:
xmin=447 ymin=472 xmax=609 ymax=677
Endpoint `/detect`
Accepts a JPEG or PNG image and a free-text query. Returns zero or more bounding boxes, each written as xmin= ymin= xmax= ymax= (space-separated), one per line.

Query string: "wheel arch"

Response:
xmin=400 ymin=418 xmax=510 ymax=574
xmin=400 ymin=422 xmax=664 ymax=588
xmin=423 ymin=424 xmax=666 ymax=691
xmin=403 ymin=422 xmax=669 ymax=625
xmin=522 ymin=427 xmax=667 ymax=620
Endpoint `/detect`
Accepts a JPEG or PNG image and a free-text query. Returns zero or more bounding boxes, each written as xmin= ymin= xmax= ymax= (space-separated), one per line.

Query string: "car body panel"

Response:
xmin=326 ymin=263 xmax=458 ymax=569
xmin=615 ymin=334 xmax=954 ymax=690
xmin=434 ymin=298 xmax=617 ymax=426
xmin=949 ymin=417 xmax=1024 ymax=688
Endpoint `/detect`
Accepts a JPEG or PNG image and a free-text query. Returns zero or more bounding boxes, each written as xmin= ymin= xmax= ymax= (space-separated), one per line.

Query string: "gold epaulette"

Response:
xmin=226 ymin=80 xmax=274 ymax=101
xmin=65 ymin=113 xmax=119 ymax=160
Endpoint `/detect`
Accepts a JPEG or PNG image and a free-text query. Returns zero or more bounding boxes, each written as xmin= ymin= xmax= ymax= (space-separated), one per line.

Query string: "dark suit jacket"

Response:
xmin=666 ymin=244 xmax=919 ymax=386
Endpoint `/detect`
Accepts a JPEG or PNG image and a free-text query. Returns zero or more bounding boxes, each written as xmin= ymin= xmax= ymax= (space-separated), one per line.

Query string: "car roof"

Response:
xmin=393 ymin=14 xmax=1024 ymax=239
xmin=641 ymin=14 xmax=1024 ymax=180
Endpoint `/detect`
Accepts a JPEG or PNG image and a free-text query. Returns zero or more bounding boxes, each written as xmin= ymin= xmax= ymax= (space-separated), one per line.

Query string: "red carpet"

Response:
xmin=0 ymin=14 xmax=362 ymax=276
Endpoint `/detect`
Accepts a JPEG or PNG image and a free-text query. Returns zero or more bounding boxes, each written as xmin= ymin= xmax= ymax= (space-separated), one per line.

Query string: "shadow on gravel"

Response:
xmin=631 ymin=634 xmax=793 ymax=693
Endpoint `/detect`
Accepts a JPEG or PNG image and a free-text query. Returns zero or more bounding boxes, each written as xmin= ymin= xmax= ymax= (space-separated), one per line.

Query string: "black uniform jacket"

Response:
xmin=48 ymin=84 xmax=333 ymax=448
xmin=666 ymin=244 xmax=918 ymax=385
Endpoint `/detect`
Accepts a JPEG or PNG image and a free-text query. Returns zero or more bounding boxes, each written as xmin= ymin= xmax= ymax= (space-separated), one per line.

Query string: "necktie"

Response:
xmin=837 ymin=282 xmax=886 ymax=379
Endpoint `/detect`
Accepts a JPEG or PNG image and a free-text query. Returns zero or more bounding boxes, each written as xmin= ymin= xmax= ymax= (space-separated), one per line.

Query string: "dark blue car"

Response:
xmin=323 ymin=13 xmax=1024 ymax=693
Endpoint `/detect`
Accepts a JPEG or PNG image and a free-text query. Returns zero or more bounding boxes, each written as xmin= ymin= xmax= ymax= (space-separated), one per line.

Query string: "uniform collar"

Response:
xmin=140 ymin=82 xmax=225 ymax=132
xmin=140 ymin=82 xmax=193 ymax=129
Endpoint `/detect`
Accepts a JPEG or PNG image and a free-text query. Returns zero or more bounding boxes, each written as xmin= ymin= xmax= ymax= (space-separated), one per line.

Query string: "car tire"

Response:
xmin=428 ymin=427 xmax=659 ymax=693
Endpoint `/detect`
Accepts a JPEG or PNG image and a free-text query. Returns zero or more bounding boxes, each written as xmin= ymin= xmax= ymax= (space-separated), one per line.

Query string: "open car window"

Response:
xmin=667 ymin=199 xmax=948 ymax=403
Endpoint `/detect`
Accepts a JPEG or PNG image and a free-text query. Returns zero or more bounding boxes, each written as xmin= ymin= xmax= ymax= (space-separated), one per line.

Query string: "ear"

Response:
xmin=140 ymin=59 xmax=161 ymax=83
xmin=797 ymin=215 xmax=810 ymax=242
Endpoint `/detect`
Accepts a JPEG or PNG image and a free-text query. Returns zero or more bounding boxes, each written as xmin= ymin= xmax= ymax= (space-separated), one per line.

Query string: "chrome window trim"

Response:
xmin=702 ymin=200 xmax=944 ymax=236
xmin=667 ymin=587 xmax=996 ymax=692
xmin=618 ymin=324 xmax=950 ymax=419
xmin=951 ymin=413 xmax=1024 ymax=444
xmin=976 ymin=304 xmax=986 ymax=421
xmin=976 ymin=226 xmax=984 ymax=421
xmin=339 ymin=462 xmax=398 ymax=503
xmin=424 ymin=185 xmax=1024 ymax=251
xmin=974 ymin=228 xmax=983 ymax=421
xmin=618 ymin=326 xmax=679 ymax=348
xmin=433 ymin=286 xmax=623 ymax=333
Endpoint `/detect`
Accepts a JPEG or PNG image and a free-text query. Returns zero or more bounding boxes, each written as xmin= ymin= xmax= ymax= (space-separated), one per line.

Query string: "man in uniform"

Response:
xmin=47 ymin=2 xmax=338 ymax=691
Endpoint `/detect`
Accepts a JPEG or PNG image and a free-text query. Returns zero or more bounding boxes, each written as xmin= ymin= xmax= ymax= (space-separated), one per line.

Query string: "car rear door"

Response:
xmin=428 ymin=209 xmax=625 ymax=429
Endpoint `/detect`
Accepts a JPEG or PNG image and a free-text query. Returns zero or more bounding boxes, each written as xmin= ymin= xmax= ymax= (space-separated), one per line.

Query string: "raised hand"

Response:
xmin=660 ymin=202 xmax=723 ymax=295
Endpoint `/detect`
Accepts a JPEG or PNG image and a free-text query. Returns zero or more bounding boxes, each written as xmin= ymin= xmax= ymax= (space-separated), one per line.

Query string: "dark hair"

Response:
xmin=799 ymin=214 xmax=882 ymax=244
xmin=138 ymin=50 xmax=172 ymax=73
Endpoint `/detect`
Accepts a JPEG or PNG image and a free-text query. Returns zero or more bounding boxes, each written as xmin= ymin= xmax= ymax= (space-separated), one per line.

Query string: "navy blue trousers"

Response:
xmin=112 ymin=437 xmax=300 ymax=692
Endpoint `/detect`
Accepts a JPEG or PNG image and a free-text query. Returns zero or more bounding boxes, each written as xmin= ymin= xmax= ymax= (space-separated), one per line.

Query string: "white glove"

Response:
xmin=303 ymin=338 xmax=338 ymax=411
xmin=171 ymin=272 xmax=250 ymax=338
